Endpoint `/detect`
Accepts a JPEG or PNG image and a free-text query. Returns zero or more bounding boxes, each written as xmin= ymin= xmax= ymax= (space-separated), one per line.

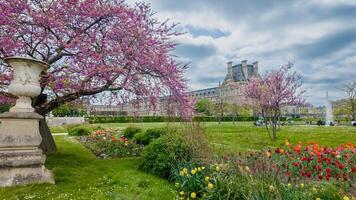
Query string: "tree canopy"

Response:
xmin=0 ymin=0 xmax=192 ymax=118
xmin=244 ymin=63 xmax=304 ymax=140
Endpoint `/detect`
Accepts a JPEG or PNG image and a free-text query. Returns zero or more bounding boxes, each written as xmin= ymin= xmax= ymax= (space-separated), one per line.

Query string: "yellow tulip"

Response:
xmin=208 ymin=183 xmax=214 ymax=189
xmin=191 ymin=192 xmax=196 ymax=199
xmin=205 ymin=176 xmax=210 ymax=182
xmin=269 ymin=185 xmax=275 ymax=192
xmin=179 ymin=191 xmax=184 ymax=196
xmin=343 ymin=196 xmax=349 ymax=200
xmin=312 ymin=187 xmax=317 ymax=193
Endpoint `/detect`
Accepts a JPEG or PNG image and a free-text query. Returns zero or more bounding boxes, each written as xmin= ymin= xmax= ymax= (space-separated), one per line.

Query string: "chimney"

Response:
xmin=253 ymin=61 xmax=258 ymax=76
xmin=224 ymin=61 xmax=233 ymax=82
xmin=227 ymin=61 xmax=233 ymax=75
xmin=241 ymin=60 xmax=248 ymax=80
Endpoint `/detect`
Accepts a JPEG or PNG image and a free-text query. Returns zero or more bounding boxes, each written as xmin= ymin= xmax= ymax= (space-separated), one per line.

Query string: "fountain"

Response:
xmin=325 ymin=91 xmax=334 ymax=126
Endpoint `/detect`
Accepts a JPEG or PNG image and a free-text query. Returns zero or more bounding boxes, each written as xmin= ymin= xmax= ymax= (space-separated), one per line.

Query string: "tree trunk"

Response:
xmin=39 ymin=116 xmax=57 ymax=154
xmin=351 ymin=99 xmax=355 ymax=120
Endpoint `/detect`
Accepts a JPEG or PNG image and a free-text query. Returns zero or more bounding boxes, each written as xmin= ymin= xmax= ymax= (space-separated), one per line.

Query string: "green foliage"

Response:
xmin=139 ymin=132 xmax=191 ymax=179
xmin=88 ymin=116 xmax=181 ymax=123
xmin=123 ymin=126 xmax=142 ymax=139
xmin=52 ymin=103 xmax=87 ymax=117
xmin=87 ymin=116 xmax=263 ymax=124
xmin=134 ymin=127 xmax=171 ymax=146
xmin=0 ymin=136 xmax=175 ymax=200
xmin=68 ymin=125 xmax=91 ymax=136
xmin=0 ymin=104 xmax=10 ymax=113
xmin=172 ymin=161 xmax=347 ymax=200
xmin=79 ymin=129 xmax=141 ymax=158
xmin=52 ymin=103 xmax=71 ymax=117
xmin=195 ymin=99 xmax=213 ymax=116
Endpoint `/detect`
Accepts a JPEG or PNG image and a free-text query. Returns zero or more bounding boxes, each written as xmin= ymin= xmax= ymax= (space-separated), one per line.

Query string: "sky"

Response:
xmin=129 ymin=0 xmax=356 ymax=106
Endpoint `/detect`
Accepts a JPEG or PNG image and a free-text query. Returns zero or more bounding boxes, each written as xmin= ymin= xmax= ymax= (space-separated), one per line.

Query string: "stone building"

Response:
xmin=88 ymin=60 xmax=260 ymax=116
xmin=186 ymin=60 xmax=259 ymax=104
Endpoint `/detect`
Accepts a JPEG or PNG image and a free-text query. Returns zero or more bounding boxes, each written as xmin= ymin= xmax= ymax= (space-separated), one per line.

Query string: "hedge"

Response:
xmin=87 ymin=116 xmax=266 ymax=123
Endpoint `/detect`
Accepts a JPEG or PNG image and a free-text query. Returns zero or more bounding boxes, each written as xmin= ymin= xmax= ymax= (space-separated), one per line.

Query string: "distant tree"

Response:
xmin=332 ymin=99 xmax=351 ymax=121
xmin=244 ymin=63 xmax=304 ymax=141
xmin=0 ymin=0 xmax=191 ymax=153
xmin=341 ymin=81 xmax=356 ymax=120
xmin=52 ymin=103 xmax=87 ymax=117
xmin=195 ymin=99 xmax=213 ymax=116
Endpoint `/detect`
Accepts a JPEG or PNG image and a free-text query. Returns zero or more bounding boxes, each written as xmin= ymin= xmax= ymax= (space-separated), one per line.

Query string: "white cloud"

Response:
xmin=135 ymin=0 xmax=356 ymax=105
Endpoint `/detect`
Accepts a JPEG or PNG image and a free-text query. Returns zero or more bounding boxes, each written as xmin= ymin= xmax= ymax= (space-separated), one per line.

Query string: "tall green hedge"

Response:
xmin=87 ymin=116 xmax=267 ymax=123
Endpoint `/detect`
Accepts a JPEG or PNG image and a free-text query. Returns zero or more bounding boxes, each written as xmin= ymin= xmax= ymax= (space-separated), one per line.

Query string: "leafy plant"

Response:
xmin=134 ymin=127 xmax=172 ymax=146
xmin=68 ymin=125 xmax=91 ymax=136
xmin=139 ymin=132 xmax=191 ymax=178
xmin=123 ymin=126 xmax=141 ymax=139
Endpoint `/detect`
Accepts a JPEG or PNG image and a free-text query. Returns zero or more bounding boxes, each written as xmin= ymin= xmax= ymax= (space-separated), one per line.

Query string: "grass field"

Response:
xmin=94 ymin=122 xmax=356 ymax=152
xmin=2 ymin=122 xmax=355 ymax=199
xmin=0 ymin=136 xmax=175 ymax=200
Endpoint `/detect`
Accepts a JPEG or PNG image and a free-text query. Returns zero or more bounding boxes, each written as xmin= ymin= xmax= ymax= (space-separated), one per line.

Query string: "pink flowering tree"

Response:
xmin=244 ymin=63 xmax=304 ymax=141
xmin=0 ymin=0 xmax=192 ymax=153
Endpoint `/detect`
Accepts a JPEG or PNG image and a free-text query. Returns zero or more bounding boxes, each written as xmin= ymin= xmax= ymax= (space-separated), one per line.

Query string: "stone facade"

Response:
xmin=186 ymin=60 xmax=259 ymax=104
xmin=87 ymin=60 xmax=259 ymax=116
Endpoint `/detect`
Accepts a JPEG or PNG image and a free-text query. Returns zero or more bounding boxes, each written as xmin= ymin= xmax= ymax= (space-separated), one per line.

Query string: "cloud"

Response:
xmin=175 ymin=43 xmax=216 ymax=60
xmin=136 ymin=0 xmax=356 ymax=105
xmin=295 ymin=29 xmax=356 ymax=60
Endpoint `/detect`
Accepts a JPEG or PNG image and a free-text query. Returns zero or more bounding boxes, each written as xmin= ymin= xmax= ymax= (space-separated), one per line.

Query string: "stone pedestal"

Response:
xmin=0 ymin=112 xmax=54 ymax=187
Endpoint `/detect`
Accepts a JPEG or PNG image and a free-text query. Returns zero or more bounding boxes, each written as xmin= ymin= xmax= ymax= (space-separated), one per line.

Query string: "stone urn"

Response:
xmin=6 ymin=57 xmax=48 ymax=113
xmin=0 ymin=56 xmax=54 ymax=187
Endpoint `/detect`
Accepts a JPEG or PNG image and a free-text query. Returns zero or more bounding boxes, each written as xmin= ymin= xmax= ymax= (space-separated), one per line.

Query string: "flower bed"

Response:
xmin=171 ymin=142 xmax=356 ymax=200
xmin=78 ymin=129 xmax=142 ymax=158
xmin=272 ymin=141 xmax=356 ymax=182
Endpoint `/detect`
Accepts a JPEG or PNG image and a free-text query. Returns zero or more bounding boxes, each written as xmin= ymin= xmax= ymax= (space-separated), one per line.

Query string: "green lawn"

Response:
xmin=0 ymin=136 xmax=175 ymax=200
xmin=93 ymin=122 xmax=356 ymax=152
xmin=3 ymin=122 xmax=355 ymax=199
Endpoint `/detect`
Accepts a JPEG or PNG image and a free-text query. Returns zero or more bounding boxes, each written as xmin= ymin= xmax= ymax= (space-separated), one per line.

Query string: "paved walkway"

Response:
xmin=52 ymin=133 xmax=68 ymax=136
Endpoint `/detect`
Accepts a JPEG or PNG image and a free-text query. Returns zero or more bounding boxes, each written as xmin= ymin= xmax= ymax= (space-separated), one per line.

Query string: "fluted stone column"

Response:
xmin=0 ymin=57 xmax=54 ymax=187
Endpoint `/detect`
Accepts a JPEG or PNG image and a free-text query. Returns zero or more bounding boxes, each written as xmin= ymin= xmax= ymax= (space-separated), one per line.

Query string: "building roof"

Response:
xmin=231 ymin=63 xmax=255 ymax=82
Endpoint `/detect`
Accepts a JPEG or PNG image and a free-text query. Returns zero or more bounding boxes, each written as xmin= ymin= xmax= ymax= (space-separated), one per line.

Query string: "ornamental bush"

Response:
xmin=68 ymin=125 xmax=91 ymax=136
xmin=123 ymin=126 xmax=141 ymax=139
xmin=139 ymin=132 xmax=191 ymax=179
xmin=134 ymin=127 xmax=173 ymax=146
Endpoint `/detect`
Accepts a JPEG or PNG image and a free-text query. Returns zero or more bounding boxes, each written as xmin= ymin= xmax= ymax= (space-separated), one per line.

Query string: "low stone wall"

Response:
xmin=46 ymin=117 xmax=86 ymax=127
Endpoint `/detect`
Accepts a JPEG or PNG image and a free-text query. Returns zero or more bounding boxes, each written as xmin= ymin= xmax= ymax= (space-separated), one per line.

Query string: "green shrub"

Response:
xmin=87 ymin=115 xmax=264 ymax=124
xmin=134 ymin=127 xmax=171 ymax=146
xmin=123 ymin=126 xmax=141 ymax=139
xmin=68 ymin=125 xmax=91 ymax=136
xmin=139 ymin=133 xmax=191 ymax=179
xmin=0 ymin=104 xmax=10 ymax=113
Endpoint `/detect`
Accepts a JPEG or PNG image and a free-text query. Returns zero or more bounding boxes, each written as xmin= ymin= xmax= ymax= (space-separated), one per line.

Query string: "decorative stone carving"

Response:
xmin=0 ymin=57 xmax=54 ymax=187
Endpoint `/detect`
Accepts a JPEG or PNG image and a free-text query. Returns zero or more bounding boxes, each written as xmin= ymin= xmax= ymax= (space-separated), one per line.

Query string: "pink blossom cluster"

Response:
xmin=0 ymin=0 xmax=192 ymax=118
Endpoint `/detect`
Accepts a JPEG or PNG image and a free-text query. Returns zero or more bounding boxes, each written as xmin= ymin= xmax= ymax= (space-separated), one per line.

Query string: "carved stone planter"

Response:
xmin=0 ymin=57 xmax=54 ymax=187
